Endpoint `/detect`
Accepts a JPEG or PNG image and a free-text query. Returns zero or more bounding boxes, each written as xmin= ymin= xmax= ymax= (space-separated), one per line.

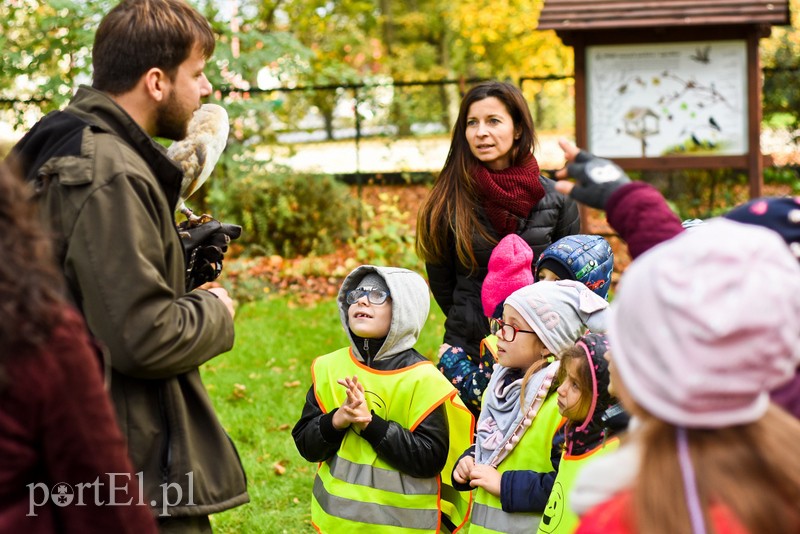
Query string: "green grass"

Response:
xmin=203 ymin=295 xmax=446 ymax=533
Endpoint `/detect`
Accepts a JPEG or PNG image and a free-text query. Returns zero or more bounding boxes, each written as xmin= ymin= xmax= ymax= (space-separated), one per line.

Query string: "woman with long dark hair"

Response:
xmin=416 ymin=81 xmax=579 ymax=409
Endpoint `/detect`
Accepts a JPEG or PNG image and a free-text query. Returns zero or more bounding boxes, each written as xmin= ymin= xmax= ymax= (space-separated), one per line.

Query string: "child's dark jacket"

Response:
xmin=293 ymin=266 xmax=460 ymax=477
xmin=293 ymin=347 xmax=449 ymax=477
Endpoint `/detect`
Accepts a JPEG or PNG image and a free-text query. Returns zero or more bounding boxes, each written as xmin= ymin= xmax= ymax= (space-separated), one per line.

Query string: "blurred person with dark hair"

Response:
xmin=0 ymin=163 xmax=157 ymax=533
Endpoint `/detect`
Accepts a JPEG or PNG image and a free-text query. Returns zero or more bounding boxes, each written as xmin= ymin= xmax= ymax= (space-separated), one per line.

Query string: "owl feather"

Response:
xmin=167 ymin=103 xmax=229 ymax=221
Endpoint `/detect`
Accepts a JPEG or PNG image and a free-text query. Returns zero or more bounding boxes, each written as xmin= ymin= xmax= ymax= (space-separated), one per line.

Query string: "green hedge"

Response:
xmin=209 ymin=162 xmax=359 ymax=257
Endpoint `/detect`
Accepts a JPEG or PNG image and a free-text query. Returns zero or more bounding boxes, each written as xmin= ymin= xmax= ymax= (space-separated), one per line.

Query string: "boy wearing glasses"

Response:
xmin=292 ymin=265 xmax=475 ymax=532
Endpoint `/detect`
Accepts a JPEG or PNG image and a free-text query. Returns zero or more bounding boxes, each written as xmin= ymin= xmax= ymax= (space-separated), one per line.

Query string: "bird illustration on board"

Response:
xmin=690 ymin=45 xmax=711 ymax=64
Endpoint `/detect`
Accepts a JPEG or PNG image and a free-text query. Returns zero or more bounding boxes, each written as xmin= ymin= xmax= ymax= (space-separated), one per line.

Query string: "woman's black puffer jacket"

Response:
xmin=426 ymin=177 xmax=580 ymax=357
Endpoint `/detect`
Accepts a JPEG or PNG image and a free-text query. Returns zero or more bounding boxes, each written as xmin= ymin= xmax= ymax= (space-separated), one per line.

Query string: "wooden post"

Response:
xmin=573 ymin=41 xmax=594 ymax=232
xmin=747 ymin=29 xmax=764 ymax=199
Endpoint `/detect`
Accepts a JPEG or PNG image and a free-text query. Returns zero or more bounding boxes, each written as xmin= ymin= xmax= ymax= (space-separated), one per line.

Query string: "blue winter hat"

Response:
xmin=535 ymin=235 xmax=614 ymax=299
xmin=724 ymin=196 xmax=800 ymax=261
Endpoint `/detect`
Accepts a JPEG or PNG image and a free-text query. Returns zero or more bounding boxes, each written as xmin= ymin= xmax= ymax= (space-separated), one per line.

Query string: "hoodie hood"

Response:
xmin=338 ymin=265 xmax=430 ymax=362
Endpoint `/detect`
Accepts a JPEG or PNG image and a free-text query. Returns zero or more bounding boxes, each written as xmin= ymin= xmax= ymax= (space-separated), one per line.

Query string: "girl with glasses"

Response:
xmin=439 ymin=232 xmax=615 ymax=422
xmin=452 ymin=280 xmax=608 ymax=533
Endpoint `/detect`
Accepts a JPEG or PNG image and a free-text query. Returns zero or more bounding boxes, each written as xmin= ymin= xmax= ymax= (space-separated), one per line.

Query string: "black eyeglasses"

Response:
xmin=489 ymin=318 xmax=538 ymax=342
xmin=346 ymin=288 xmax=391 ymax=305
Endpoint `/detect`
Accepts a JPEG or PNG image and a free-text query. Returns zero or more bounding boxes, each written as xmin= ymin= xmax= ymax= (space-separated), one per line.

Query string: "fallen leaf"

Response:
xmin=230 ymin=383 xmax=247 ymax=400
xmin=283 ymin=380 xmax=301 ymax=388
xmin=273 ymin=461 xmax=287 ymax=475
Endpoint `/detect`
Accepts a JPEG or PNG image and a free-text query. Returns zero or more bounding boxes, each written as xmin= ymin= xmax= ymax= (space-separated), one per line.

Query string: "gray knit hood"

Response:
xmin=338 ymin=265 xmax=430 ymax=362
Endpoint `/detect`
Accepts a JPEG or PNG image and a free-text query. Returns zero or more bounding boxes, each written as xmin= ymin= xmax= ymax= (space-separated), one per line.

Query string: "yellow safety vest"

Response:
xmin=311 ymin=347 xmax=475 ymax=533
xmin=537 ymin=436 xmax=621 ymax=534
xmin=469 ymin=394 xmax=565 ymax=534
xmin=480 ymin=335 xmax=498 ymax=364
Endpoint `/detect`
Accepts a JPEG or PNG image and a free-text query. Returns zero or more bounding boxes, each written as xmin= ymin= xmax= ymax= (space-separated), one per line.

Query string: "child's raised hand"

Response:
xmin=468 ymin=463 xmax=502 ymax=497
xmin=453 ymin=455 xmax=475 ymax=485
xmin=438 ymin=343 xmax=452 ymax=359
xmin=345 ymin=376 xmax=372 ymax=431
xmin=554 ymin=137 xmax=631 ymax=210
xmin=332 ymin=375 xmax=372 ymax=431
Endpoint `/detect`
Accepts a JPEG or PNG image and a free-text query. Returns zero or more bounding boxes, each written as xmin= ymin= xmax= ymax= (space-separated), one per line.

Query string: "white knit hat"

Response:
xmin=610 ymin=219 xmax=800 ymax=427
xmin=505 ymin=279 xmax=608 ymax=355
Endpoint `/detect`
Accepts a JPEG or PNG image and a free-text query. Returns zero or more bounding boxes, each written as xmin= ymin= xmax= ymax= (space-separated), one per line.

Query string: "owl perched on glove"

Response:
xmin=166 ymin=103 xmax=242 ymax=290
xmin=167 ymin=103 xmax=229 ymax=225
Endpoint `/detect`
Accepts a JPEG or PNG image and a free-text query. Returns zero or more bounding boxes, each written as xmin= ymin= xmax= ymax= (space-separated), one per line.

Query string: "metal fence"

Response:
xmin=3 ymin=70 xmax=798 ymax=174
xmin=210 ymin=75 xmax=576 ymax=178
xmin=212 ymin=71 xmax=796 ymax=175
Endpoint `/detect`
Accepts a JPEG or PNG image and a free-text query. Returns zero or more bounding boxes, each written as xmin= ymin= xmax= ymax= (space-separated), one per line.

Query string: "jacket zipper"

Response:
xmin=363 ymin=338 xmax=372 ymax=366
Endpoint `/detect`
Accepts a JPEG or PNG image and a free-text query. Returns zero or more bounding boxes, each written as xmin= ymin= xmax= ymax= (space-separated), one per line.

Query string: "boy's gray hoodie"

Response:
xmin=337 ymin=265 xmax=430 ymax=362
xmin=293 ymin=265 xmax=450 ymax=479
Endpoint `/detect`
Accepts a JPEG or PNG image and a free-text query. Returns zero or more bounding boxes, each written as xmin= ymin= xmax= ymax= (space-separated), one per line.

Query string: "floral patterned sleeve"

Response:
xmin=437 ymin=344 xmax=494 ymax=416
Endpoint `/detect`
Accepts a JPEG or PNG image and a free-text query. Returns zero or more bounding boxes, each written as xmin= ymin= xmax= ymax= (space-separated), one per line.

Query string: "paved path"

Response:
xmin=256 ymin=129 xmax=800 ymax=174
xmin=256 ymin=134 xmax=571 ymax=174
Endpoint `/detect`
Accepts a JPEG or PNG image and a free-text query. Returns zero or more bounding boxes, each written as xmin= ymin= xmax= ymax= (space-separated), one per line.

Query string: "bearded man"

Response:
xmin=7 ymin=1 xmax=248 ymax=531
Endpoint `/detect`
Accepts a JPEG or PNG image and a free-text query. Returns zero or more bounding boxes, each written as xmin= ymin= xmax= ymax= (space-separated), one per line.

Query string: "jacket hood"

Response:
xmin=535 ymin=234 xmax=614 ymax=299
xmin=67 ymin=86 xmax=184 ymax=209
xmin=338 ymin=265 xmax=430 ymax=362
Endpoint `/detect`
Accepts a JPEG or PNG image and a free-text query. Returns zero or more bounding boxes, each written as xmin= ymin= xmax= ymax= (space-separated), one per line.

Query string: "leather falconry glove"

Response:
xmin=179 ymin=219 xmax=242 ymax=291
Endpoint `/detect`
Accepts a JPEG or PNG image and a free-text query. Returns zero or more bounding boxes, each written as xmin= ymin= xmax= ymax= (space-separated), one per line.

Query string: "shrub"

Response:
xmin=631 ymin=168 xmax=750 ymax=219
xmin=349 ymin=192 xmax=424 ymax=271
xmin=764 ymin=165 xmax=800 ymax=194
xmin=210 ymin=161 xmax=359 ymax=257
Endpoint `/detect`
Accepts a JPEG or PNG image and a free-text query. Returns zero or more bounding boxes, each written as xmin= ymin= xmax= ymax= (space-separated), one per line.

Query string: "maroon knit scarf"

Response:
xmin=472 ymin=153 xmax=544 ymax=235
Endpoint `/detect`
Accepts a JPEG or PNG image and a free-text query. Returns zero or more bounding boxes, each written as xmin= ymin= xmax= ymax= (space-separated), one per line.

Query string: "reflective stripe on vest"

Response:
xmin=328 ymin=454 xmax=438 ymax=495
xmin=537 ymin=436 xmax=621 ymax=534
xmin=310 ymin=347 xmax=474 ymax=532
xmin=469 ymin=394 xmax=565 ymax=534
xmin=313 ymin=476 xmax=439 ymax=530
xmin=471 ymin=502 xmax=539 ymax=533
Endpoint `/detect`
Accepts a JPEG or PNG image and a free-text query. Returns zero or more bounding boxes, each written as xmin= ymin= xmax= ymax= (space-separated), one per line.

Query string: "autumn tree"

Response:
xmin=761 ymin=0 xmax=800 ymax=139
xmin=272 ymin=0 xmax=382 ymax=140
xmin=0 ymin=0 xmax=115 ymax=126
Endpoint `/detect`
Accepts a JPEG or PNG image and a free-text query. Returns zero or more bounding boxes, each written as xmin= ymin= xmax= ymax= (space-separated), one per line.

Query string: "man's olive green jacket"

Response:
xmin=10 ymin=86 xmax=248 ymax=517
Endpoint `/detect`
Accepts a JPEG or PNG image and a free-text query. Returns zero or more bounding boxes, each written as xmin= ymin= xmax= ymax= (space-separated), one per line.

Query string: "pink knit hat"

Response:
xmin=609 ymin=219 xmax=800 ymax=428
xmin=481 ymin=234 xmax=535 ymax=317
